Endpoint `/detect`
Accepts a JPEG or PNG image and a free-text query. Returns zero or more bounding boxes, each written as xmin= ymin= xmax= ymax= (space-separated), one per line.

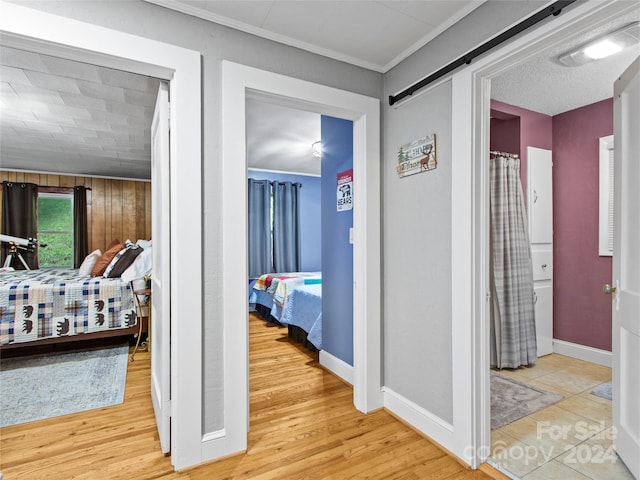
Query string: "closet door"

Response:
xmin=534 ymin=285 xmax=553 ymax=356
xmin=528 ymin=147 xmax=553 ymax=244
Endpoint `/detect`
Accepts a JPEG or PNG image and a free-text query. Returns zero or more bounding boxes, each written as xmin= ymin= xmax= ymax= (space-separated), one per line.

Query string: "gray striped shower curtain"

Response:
xmin=489 ymin=153 xmax=537 ymax=369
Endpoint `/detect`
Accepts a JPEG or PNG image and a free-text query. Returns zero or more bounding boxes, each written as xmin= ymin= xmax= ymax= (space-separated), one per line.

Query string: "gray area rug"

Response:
xmin=0 ymin=343 xmax=129 ymax=427
xmin=491 ymin=371 xmax=563 ymax=430
xmin=591 ymin=382 xmax=612 ymax=401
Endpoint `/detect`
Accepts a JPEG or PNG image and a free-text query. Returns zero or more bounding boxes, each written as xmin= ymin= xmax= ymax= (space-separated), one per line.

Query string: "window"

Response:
xmin=598 ymin=135 xmax=614 ymax=257
xmin=38 ymin=193 xmax=74 ymax=267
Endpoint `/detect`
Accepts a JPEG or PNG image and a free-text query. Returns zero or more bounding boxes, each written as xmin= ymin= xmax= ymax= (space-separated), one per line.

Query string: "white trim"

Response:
xmin=382 ymin=387 xmax=455 ymax=454
xmin=319 ymin=350 xmax=354 ymax=385
xmin=221 ymin=61 xmax=382 ymax=458
xmin=455 ymin=0 xmax=639 ymax=471
xmin=0 ymin=2 xmax=203 ymax=470
xmin=144 ymin=0 xmax=485 ymax=74
xmin=552 ymin=339 xmax=612 ymax=368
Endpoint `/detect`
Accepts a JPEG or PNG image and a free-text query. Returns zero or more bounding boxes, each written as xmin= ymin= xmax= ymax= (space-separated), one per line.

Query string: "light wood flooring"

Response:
xmin=1 ymin=315 xmax=499 ymax=479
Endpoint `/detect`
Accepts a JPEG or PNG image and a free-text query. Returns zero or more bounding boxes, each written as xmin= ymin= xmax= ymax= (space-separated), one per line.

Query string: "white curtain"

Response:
xmin=489 ymin=153 xmax=537 ymax=369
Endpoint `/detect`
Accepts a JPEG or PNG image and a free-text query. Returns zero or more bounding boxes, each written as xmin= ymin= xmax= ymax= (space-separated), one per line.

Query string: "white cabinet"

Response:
xmin=534 ymin=283 xmax=553 ymax=356
xmin=528 ymin=147 xmax=553 ymax=244
xmin=528 ymin=147 xmax=553 ymax=357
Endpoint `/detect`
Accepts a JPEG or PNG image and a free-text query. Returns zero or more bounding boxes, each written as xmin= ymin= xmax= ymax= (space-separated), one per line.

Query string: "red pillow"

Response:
xmin=90 ymin=242 xmax=125 ymax=276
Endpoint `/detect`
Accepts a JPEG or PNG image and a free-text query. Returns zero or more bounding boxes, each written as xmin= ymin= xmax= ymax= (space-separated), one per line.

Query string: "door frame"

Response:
xmin=447 ymin=0 xmax=639 ymax=468
xmin=0 ymin=2 xmax=203 ymax=470
xmin=220 ymin=61 xmax=382 ymax=456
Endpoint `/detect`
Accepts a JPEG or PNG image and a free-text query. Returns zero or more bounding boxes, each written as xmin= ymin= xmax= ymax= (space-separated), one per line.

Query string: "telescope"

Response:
xmin=0 ymin=234 xmax=47 ymax=270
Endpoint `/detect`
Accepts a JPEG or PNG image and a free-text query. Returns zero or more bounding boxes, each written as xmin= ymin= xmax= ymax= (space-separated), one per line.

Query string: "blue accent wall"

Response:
xmin=247 ymin=169 xmax=321 ymax=272
xmin=321 ymin=116 xmax=354 ymax=366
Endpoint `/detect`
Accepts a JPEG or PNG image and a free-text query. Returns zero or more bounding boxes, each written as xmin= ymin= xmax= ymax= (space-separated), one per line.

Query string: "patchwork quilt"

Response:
xmin=0 ymin=268 xmax=136 ymax=345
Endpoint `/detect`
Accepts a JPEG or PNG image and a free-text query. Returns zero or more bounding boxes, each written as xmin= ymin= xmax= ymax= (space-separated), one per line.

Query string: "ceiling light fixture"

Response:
xmin=558 ymin=21 xmax=640 ymax=67
xmin=312 ymin=141 xmax=322 ymax=157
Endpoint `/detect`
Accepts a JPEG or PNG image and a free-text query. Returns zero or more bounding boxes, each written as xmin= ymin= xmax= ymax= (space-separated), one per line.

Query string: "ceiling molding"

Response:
xmin=144 ymin=0 xmax=486 ymax=73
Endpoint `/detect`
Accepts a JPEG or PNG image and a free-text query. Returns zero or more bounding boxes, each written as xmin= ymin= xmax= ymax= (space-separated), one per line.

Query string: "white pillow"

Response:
xmin=78 ymin=249 xmax=102 ymax=276
xmin=136 ymin=239 xmax=152 ymax=250
xmin=121 ymin=247 xmax=152 ymax=284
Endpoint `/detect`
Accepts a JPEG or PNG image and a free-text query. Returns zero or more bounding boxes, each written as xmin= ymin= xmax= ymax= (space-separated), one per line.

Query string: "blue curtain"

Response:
xmin=247 ymin=179 xmax=272 ymax=276
xmin=272 ymin=181 xmax=301 ymax=272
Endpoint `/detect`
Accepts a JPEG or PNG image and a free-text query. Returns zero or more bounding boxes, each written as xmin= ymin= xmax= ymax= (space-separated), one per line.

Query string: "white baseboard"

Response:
xmin=552 ymin=339 xmax=612 ymax=367
xmin=382 ymin=387 xmax=455 ymax=455
xmin=319 ymin=350 xmax=354 ymax=385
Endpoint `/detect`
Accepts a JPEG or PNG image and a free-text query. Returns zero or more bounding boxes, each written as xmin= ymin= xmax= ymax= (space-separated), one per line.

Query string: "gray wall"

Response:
xmin=17 ymin=0 xmax=382 ymax=433
xmin=381 ymin=0 xmax=548 ymax=423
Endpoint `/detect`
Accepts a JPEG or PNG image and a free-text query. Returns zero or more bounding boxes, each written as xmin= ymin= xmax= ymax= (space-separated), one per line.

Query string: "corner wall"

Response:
xmin=321 ymin=115 xmax=354 ymax=365
xmin=552 ymin=99 xmax=613 ymax=351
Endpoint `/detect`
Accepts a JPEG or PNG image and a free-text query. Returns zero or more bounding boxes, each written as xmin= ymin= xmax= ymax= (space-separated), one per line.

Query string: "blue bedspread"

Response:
xmin=280 ymin=284 xmax=322 ymax=350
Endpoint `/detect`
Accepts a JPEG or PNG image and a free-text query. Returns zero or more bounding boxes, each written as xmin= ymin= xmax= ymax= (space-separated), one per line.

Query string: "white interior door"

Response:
xmin=151 ymin=82 xmax=171 ymax=454
xmin=612 ymin=57 xmax=640 ymax=480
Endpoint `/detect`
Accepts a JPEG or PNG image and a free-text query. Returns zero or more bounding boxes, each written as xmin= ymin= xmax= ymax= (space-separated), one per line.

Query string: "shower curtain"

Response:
xmin=489 ymin=153 xmax=537 ymax=369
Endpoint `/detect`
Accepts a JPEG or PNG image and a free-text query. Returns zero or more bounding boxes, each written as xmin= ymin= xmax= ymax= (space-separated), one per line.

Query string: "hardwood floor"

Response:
xmin=1 ymin=315 xmax=497 ymax=479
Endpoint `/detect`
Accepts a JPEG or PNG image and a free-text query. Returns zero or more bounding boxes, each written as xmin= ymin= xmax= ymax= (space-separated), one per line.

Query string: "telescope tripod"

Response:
xmin=3 ymin=244 xmax=30 ymax=270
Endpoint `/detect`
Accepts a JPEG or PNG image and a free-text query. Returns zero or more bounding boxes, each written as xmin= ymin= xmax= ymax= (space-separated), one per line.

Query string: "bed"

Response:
xmin=0 ymin=267 xmax=138 ymax=348
xmin=249 ymin=272 xmax=322 ymax=350
xmin=280 ymin=283 xmax=322 ymax=350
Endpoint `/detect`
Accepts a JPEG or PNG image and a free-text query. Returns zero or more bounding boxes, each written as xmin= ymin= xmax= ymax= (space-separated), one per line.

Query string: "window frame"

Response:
xmin=37 ymin=187 xmax=74 ymax=267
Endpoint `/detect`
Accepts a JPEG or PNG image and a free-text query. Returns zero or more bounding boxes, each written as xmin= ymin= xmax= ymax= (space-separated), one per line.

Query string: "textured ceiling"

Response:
xmin=0 ymin=46 xmax=161 ymax=180
xmin=146 ymin=0 xmax=484 ymax=72
xmin=491 ymin=11 xmax=640 ymax=116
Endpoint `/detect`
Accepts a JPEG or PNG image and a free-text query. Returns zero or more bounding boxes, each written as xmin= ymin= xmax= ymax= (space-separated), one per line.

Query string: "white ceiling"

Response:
xmin=246 ymin=98 xmax=321 ymax=176
xmin=146 ymin=0 xmax=485 ymax=73
xmin=1 ymin=2 xmax=638 ymax=179
xmin=0 ymin=46 xmax=161 ymax=179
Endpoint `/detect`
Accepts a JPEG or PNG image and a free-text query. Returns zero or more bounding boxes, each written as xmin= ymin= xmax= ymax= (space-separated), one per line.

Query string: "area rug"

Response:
xmin=591 ymin=382 xmax=612 ymax=401
xmin=0 ymin=343 xmax=129 ymax=427
xmin=491 ymin=371 xmax=563 ymax=430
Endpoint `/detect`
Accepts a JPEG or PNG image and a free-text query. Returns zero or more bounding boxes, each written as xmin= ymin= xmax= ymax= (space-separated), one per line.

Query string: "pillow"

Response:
xmin=106 ymin=238 xmax=121 ymax=250
xmin=90 ymin=242 xmax=125 ymax=276
xmin=104 ymin=244 xmax=144 ymax=278
xmin=121 ymin=247 xmax=152 ymax=284
xmin=136 ymin=239 xmax=152 ymax=250
xmin=78 ymin=249 xmax=102 ymax=276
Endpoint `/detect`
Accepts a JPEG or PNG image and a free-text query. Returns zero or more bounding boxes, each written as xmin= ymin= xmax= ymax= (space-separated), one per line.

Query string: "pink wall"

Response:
xmin=491 ymin=100 xmax=552 ymax=200
xmin=553 ymin=99 xmax=613 ymax=351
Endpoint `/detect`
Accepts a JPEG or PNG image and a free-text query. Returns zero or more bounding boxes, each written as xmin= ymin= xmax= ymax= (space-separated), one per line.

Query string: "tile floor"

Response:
xmin=490 ymin=353 xmax=635 ymax=480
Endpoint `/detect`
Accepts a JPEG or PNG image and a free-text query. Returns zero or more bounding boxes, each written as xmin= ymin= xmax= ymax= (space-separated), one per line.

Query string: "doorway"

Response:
xmin=484 ymin=7 xmax=638 ymax=478
xmin=221 ymin=61 xmax=382 ymax=456
xmin=452 ymin=0 xmax=640 ymax=473
xmin=1 ymin=3 xmax=203 ymax=469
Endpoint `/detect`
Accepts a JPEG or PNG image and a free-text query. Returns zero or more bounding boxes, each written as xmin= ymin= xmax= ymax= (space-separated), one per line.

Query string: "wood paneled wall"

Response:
xmin=0 ymin=171 xmax=151 ymax=253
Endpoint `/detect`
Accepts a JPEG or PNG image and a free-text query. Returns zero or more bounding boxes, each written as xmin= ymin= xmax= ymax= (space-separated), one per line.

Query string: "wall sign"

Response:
xmin=337 ymin=169 xmax=353 ymax=212
xmin=397 ymin=133 xmax=437 ymax=178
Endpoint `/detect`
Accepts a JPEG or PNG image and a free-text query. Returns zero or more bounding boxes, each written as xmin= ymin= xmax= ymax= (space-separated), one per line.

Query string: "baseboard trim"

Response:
xmin=319 ymin=350 xmax=354 ymax=385
xmin=382 ymin=387 xmax=454 ymax=454
xmin=552 ymin=339 xmax=611 ymax=367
